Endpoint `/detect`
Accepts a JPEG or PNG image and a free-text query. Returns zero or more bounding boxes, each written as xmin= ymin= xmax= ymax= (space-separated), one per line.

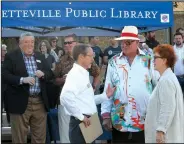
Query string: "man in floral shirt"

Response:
xmin=101 ymin=26 xmax=159 ymax=143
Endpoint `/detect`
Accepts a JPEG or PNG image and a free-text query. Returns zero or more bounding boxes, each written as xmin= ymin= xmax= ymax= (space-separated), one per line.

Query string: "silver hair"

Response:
xmin=19 ymin=32 xmax=35 ymax=41
xmin=2 ymin=44 xmax=7 ymax=49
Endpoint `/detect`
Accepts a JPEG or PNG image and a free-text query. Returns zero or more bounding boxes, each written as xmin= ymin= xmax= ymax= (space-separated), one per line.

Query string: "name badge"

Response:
xmin=87 ymin=83 xmax=91 ymax=88
xmin=36 ymin=60 xmax=41 ymax=63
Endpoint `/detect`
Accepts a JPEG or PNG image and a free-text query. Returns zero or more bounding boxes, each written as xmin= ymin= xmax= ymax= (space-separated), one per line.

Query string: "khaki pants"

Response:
xmin=10 ymin=97 xmax=47 ymax=143
xmin=58 ymin=105 xmax=70 ymax=143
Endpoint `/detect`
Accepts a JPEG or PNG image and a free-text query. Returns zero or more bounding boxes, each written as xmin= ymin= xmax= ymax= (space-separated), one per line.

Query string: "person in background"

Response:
xmin=2 ymin=32 xmax=54 ymax=143
xmin=1 ymin=44 xmax=7 ymax=66
xmin=54 ymin=34 xmax=100 ymax=143
xmin=38 ymin=40 xmax=56 ymax=71
xmin=145 ymin=44 xmax=184 ymax=143
xmin=89 ymin=36 xmax=104 ymax=67
xmin=176 ymin=27 xmax=184 ymax=42
xmin=103 ymin=37 xmax=121 ymax=65
xmin=145 ymin=31 xmax=160 ymax=49
xmin=101 ymin=26 xmax=159 ymax=143
xmin=173 ymin=32 xmax=184 ymax=94
xmin=1 ymin=44 xmax=10 ymax=124
xmin=138 ymin=34 xmax=153 ymax=56
xmin=60 ymin=43 xmax=116 ymax=143
xmin=49 ymin=36 xmax=65 ymax=60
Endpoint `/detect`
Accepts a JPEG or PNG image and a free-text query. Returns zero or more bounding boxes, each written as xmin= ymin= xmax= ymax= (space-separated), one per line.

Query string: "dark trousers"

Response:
xmin=69 ymin=116 xmax=96 ymax=144
xmin=177 ymin=76 xmax=184 ymax=94
xmin=69 ymin=116 xmax=86 ymax=143
xmin=112 ymin=128 xmax=145 ymax=143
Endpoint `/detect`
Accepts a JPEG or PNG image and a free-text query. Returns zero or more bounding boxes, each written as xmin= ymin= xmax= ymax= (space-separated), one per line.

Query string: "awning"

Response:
xmin=1 ymin=1 xmax=173 ymax=37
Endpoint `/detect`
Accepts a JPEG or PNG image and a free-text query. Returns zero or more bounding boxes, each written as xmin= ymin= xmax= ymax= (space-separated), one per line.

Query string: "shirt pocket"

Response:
xmin=77 ymin=83 xmax=93 ymax=95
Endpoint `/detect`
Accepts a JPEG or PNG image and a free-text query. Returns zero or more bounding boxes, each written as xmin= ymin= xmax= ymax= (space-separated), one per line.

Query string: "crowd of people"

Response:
xmin=1 ymin=25 xmax=184 ymax=143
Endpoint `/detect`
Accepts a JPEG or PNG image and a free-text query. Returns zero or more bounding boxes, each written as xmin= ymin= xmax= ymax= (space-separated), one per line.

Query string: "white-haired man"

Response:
xmin=2 ymin=32 xmax=54 ymax=143
xmin=101 ymin=26 xmax=159 ymax=143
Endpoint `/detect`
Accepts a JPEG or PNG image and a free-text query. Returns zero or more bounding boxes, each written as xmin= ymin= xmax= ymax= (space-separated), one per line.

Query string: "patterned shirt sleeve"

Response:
xmin=54 ymin=59 xmax=63 ymax=77
xmin=89 ymin=61 xmax=100 ymax=77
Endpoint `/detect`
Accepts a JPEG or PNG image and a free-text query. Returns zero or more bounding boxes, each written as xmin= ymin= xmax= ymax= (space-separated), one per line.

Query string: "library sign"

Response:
xmin=2 ymin=2 xmax=173 ymax=27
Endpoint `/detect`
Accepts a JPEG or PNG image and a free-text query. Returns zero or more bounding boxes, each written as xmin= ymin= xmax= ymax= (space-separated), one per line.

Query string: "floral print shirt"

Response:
xmin=101 ymin=48 xmax=159 ymax=132
xmin=54 ymin=54 xmax=100 ymax=78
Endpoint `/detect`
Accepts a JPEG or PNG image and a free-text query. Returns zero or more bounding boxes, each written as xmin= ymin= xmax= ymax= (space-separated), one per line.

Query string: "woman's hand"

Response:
xmin=156 ymin=131 xmax=165 ymax=143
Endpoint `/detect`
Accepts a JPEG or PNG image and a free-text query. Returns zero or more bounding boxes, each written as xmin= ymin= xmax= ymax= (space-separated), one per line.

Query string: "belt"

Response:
xmin=30 ymin=93 xmax=41 ymax=98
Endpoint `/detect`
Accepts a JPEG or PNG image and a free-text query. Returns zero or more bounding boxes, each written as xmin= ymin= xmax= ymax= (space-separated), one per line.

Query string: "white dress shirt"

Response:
xmin=174 ymin=44 xmax=184 ymax=75
xmin=101 ymin=49 xmax=160 ymax=132
xmin=60 ymin=63 xmax=108 ymax=121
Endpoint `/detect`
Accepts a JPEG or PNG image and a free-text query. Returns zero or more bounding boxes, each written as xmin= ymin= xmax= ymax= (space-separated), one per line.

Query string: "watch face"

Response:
xmin=108 ymin=50 xmax=113 ymax=55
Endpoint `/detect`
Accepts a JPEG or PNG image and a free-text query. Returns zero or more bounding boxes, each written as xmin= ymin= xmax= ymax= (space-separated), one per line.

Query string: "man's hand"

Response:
xmin=55 ymin=75 xmax=67 ymax=86
xmin=156 ymin=131 xmax=165 ymax=143
xmin=35 ymin=70 xmax=45 ymax=78
xmin=102 ymin=118 xmax=112 ymax=131
xmin=82 ymin=116 xmax=91 ymax=128
xmin=23 ymin=77 xmax=35 ymax=85
xmin=106 ymin=84 xmax=116 ymax=98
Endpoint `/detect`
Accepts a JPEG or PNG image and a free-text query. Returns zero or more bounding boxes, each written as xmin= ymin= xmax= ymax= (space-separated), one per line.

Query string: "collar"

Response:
xmin=174 ymin=44 xmax=184 ymax=49
xmin=66 ymin=53 xmax=73 ymax=59
xmin=73 ymin=63 xmax=89 ymax=76
xmin=21 ymin=49 xmax=34 ymax=58
xmin=159 ymin=68 xmax=172 ymax=81
xmin=119 ymin=48 xmax=146 ymax=59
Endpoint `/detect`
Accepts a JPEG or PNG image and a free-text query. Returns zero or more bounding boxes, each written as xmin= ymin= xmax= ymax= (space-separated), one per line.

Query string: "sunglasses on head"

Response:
xmin=64 ymin=41 xmax=75 ymax=45
xmin=122 ymin=40 xmax=135 ymax=45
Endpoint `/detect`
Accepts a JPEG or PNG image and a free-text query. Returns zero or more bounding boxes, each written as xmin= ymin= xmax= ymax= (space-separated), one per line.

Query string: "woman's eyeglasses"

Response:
xmin=154 ymin=56 xmax=163 ymax=60
xmin=86 ymin=54 xmax=94 ymax=58
xmin=64 ymin=41 xmax=75 ymax=45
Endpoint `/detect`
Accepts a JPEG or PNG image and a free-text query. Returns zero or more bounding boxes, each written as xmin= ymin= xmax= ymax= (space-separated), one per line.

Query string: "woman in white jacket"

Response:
xmin=145 ymin=44 xmax=184 ymax=143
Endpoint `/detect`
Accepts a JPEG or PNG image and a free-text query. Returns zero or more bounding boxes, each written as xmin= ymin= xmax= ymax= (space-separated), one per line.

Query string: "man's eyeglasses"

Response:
xmin=64 ymin=41 xmax=75 ymax=45
xmin=154 ymin=56 xmax=163 ymax=60
xmin=86 ymin=54 xmax=94 ymax=58
xmin=122 ymin=40 xmax=135 ymax=46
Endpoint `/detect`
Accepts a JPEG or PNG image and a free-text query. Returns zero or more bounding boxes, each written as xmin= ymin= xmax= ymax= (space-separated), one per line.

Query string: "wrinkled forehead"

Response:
xmin=175 ymin=35 xmax=183 ymax=39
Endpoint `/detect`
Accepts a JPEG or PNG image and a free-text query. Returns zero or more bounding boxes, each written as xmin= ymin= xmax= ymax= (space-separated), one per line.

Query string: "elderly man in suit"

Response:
xmin=2 ymin=32 xmax=54 ymax=143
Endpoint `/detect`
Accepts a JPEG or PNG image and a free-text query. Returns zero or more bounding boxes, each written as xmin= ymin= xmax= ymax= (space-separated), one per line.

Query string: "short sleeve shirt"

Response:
xmin=92 ymin=46 xmax=103 ymax=66
xmin=104 ymin=46 xmax=121 ymax=60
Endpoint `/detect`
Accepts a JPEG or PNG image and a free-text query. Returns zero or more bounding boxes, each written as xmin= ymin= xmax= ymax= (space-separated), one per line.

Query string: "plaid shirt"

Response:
xmin=23 ymin=54 xmax=41 ymax=95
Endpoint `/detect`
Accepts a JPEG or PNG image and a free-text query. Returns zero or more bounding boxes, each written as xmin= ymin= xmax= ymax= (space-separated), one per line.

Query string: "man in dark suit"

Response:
xmin=2 ymin=32 xmax=54 ymax=143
